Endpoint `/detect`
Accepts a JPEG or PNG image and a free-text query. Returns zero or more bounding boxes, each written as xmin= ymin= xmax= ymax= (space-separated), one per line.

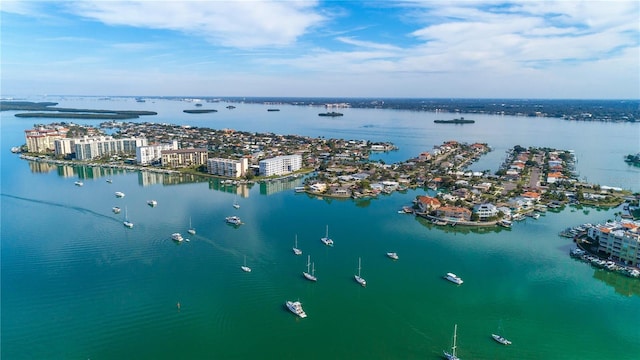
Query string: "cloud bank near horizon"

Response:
xmin=2 ymin=0 xmax=638 ymax=99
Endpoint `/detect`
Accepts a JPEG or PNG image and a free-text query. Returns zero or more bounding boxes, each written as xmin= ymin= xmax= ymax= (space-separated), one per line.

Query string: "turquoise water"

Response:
xmin=2 ymin=97 xmax=640 ymax=359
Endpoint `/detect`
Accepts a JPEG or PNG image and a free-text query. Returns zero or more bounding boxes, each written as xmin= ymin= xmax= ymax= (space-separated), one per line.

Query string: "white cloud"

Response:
xmin=66 ymin=0 xmax=326 ymax=48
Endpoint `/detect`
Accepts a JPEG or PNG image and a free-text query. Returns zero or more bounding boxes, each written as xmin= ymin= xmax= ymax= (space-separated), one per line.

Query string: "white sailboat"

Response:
xmin=303 ymin=255 xmax=317 ymax=282
xmin=241 ymin=255 xmax=251 ymax=272
xmin=187 ymin=217 xmax=196 ymax=235
xmin=233 ymin=196 xmax=240 ymax=209
xmin=354 ymin=257 xmax=366 ymax=286
xmin=292 ymin=234 xmax=302 ymax=255
xmin=123 ymin=206 xmax=133 ymax=228
xmin=320 ymin=225 xmax=334 ymax=246
xmin=443 ymin=324 xmax=460 ymax=360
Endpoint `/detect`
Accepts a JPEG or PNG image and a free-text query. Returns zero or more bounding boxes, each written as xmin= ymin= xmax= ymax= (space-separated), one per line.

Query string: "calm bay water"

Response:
xmin=1 ymin=97 xmax=639 ymax=359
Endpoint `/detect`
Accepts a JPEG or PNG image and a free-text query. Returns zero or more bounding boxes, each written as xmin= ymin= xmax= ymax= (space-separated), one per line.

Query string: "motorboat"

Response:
xmin=74 ymin=181 xmax=83 ymax=186
xmin=147 ymin=200 xmax=157 ymax=207
xmin=112 ymin=206 xmax=121 ymax=214
xmin=115 ymin=191 xmax=125 ymax=198
xmin=491 ymin=334 xmax=512 ymax=345
xmin=387 ymin=252 xmax=399 ymax=260
xmin=286 ymin=300 xmax=307 ymax=318
xmin=226 ymin=216 xmax=242 ymax=226
xmin=444 ymin=273 xmax=463 ymax=285
xmin=171 ymin=233 xmax=184 ymax=242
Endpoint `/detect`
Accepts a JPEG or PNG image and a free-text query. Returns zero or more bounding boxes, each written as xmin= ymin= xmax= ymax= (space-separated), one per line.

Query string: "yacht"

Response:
xmin=491 ymin=334 xmax=512 ymax=345
xmin=386 ymin=252 xmax=399 ymax=260
xmin=285 ymin=300 xmax=307 ymax=318
xmin=354 ymin=257 xmax=366 ymax=287
xmin=74 ymin=181 xmax=84 ymax=186
xmin=147 ymin=200 xmax=157 ymax=207
xmin=498 ymin=219 xmax=512 ymax=228
xmin=226 ymin=216 xmax=242 ymax=226
xmin=171 ymin=233 xmax=184 ymax=242
xmin=115 ymin=191 xmax=125 ymax=198
xmin=303 ymin=255 xmax=317 ymax=282
xmin=444 ymin=273 xmax=463 ymax=285
xmin=320 ymin=225 xmax=334 ymax=246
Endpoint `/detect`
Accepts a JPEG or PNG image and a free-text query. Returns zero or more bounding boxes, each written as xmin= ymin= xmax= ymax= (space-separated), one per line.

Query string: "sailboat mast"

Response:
xmin=452 ymin=324 xmax=458 ymax=356
xmin=358 ymin=257 xmax=362 ymax=277
xmin=306 ymin=255 xmax=311 ymax=272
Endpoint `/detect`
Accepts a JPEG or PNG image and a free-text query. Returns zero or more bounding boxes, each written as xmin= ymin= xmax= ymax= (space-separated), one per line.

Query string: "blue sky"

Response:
xmin=2 ymin=0 xmax=639 ymax=99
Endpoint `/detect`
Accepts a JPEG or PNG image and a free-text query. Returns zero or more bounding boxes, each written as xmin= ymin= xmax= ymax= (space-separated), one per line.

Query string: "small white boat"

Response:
xmin=106 ymin=179 xmax=113 ymax=183
xmin=226 ymin=216 xmax=242 ymax=226
xmin=387 ymin=252 xmax=399 ymax=260
xmin=286 ymin=300 xmax=307 ymax=318
xmin=171 ymin=233 xmax=184 ymax=242
xmin=115 ymin=191 xmax=125 ymax=198
xmin=491 ymin=333 xmax=512 ymax=345
xmin=354 ymin=257 xmax=366 ymax=287
xmin=187 ymin=217 xmax=196 ymax=235
xmin=241 ymin=255 xmax=251 ymax=272
xmin=320 ymin=225 xmax=334 ymax=246
xmin=112 ymin=206 xmax=121 ymax=214
xmin=443 ymin=324 xmax=461 ymax=360
xmin=444 ymin=272 xmax=463 ymax=285
xmin=74 ymin=181 xmax=83 ymax=186
xmin=233 ymin=197 xmax=240 ymax=209
xmin=147 ymin=200 xmax=157 ymax=207
xmin=498 ymin=219 xmax=512 ymax=228
xmin=292 ymin=234 xmax=302 ymax=255
xmin=303 ymin=255 xmax=317 ymax=282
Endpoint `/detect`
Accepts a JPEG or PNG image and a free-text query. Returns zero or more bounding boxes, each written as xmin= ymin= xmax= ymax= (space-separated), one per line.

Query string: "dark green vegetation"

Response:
xmin=1 ymin=101 xmax=157 ymax=120
xmin=183 ymin=109 xmax=218 ymax=114
xmin=625 ymin=153 xmax=640 ymax=166
xmin=216 ymin=97 xmax=639 ymax=122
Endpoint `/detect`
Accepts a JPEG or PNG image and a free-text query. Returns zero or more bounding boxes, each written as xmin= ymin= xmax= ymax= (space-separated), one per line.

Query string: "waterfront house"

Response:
xmin=435 ymin=206 xmax=472 ymax=222
xmin=473 ymin=203 xmax=499 ymax=221
xmin=416 ymin=196 xmax=441 ymax=213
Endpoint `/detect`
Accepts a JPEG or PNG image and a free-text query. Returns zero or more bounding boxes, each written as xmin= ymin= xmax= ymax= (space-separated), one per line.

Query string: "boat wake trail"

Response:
xmin=1 ymin=193 xmax=117 ymax=222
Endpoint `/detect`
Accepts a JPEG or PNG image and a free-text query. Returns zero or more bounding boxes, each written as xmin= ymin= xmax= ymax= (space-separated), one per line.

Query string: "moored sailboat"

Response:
xmin=187 ymin=217 xmax=196 ymax=235
xmin=354 ymin=257 xmax=366 ymax=286
xmin=292 ymin=234 xmax=302 ymax=255
xmin=443 ymin=324 xmax=461 ymax=360
xmin=320 ymin=225 xmax=334 ymax=246
xmin=123 ymin=206 xmax=133 ymax=228
xmin=241 ymin=255 xmax=251 ymax=272
xmin=303 ymin=255 xmax=317 ymax=282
